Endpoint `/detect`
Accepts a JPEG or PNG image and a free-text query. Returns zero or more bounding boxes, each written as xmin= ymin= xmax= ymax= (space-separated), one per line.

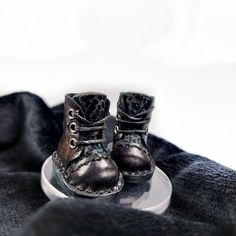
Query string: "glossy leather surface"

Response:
xmin=112 ymin=146 xmax=153 ymax=173
xmin=112 ymin=92 xmax=155 ymax=181
xmin=54 ymin=93 xmax=123 ymax=197
xmin=68 ymin=156 xmax=120 ymax=193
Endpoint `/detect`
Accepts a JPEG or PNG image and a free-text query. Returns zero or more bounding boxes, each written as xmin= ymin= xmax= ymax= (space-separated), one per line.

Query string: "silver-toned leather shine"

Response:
xmin=111 ymin=92 xmax=155 ymax=183
xmin=53 ymin=92 xmax=124 ymax=197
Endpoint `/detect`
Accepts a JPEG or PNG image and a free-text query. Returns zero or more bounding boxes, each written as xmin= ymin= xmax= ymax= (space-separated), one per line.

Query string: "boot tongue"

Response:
xmin=73 ymin=93 xmax=110 ymax=123
xmin=120 ymin=92 xmax=153 ymax=117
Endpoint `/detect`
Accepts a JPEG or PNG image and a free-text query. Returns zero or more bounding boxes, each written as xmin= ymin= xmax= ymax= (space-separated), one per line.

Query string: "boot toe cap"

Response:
xmin=67 ymin=157 xmax=123 ymax=195
xmin=112 ymin=146 xmax=154 ymax=175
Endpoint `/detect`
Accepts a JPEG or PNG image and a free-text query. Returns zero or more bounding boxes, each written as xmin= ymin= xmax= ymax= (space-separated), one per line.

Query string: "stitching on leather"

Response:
xmin=52 ymin=151 xmax=123 ymax=195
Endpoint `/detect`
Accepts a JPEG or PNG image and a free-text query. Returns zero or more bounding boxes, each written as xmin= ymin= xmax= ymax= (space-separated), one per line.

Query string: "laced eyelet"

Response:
xmin=69 ymin=122 xmax=77 ymax=133
xmin=67 ymin=109 xmax=75 ymax=119
xmin=69 ymin=138 xmax=77 ymax=149
xmin=114 ymin=125 xmax=119 ymax=134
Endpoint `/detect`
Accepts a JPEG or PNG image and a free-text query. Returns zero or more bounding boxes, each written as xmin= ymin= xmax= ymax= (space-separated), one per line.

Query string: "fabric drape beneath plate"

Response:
xmin=0 ymin=92 xmax=235 ymax=236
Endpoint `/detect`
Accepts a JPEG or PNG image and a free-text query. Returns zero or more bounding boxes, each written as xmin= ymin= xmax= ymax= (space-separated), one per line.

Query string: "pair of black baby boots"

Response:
xmin=52 ymin=92 xmax=155 ymax=197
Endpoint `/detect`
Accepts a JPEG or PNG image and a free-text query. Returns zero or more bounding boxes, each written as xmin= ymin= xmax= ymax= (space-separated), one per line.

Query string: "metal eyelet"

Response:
xmin=69 ymin=138 xmax=77 ymax=149
xmin=69 ymin=122 xmax=77 ymax=133
xmin=67 ymin=109 xmax=75 ymax=119
xmin=114 ymin=125 xmax=119 ymax=134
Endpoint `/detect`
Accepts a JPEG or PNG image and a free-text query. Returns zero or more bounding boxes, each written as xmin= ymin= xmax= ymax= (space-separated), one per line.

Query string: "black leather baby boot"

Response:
xmin=111 ymin=92 xmax=155 ymax=183
xmin=53 ymin=92 xmax=124 ymax=197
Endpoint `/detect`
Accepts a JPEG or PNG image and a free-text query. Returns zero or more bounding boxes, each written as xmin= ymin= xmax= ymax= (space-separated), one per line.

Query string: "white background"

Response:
xmin=0 ymin=0 xmax=236 ymax=169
